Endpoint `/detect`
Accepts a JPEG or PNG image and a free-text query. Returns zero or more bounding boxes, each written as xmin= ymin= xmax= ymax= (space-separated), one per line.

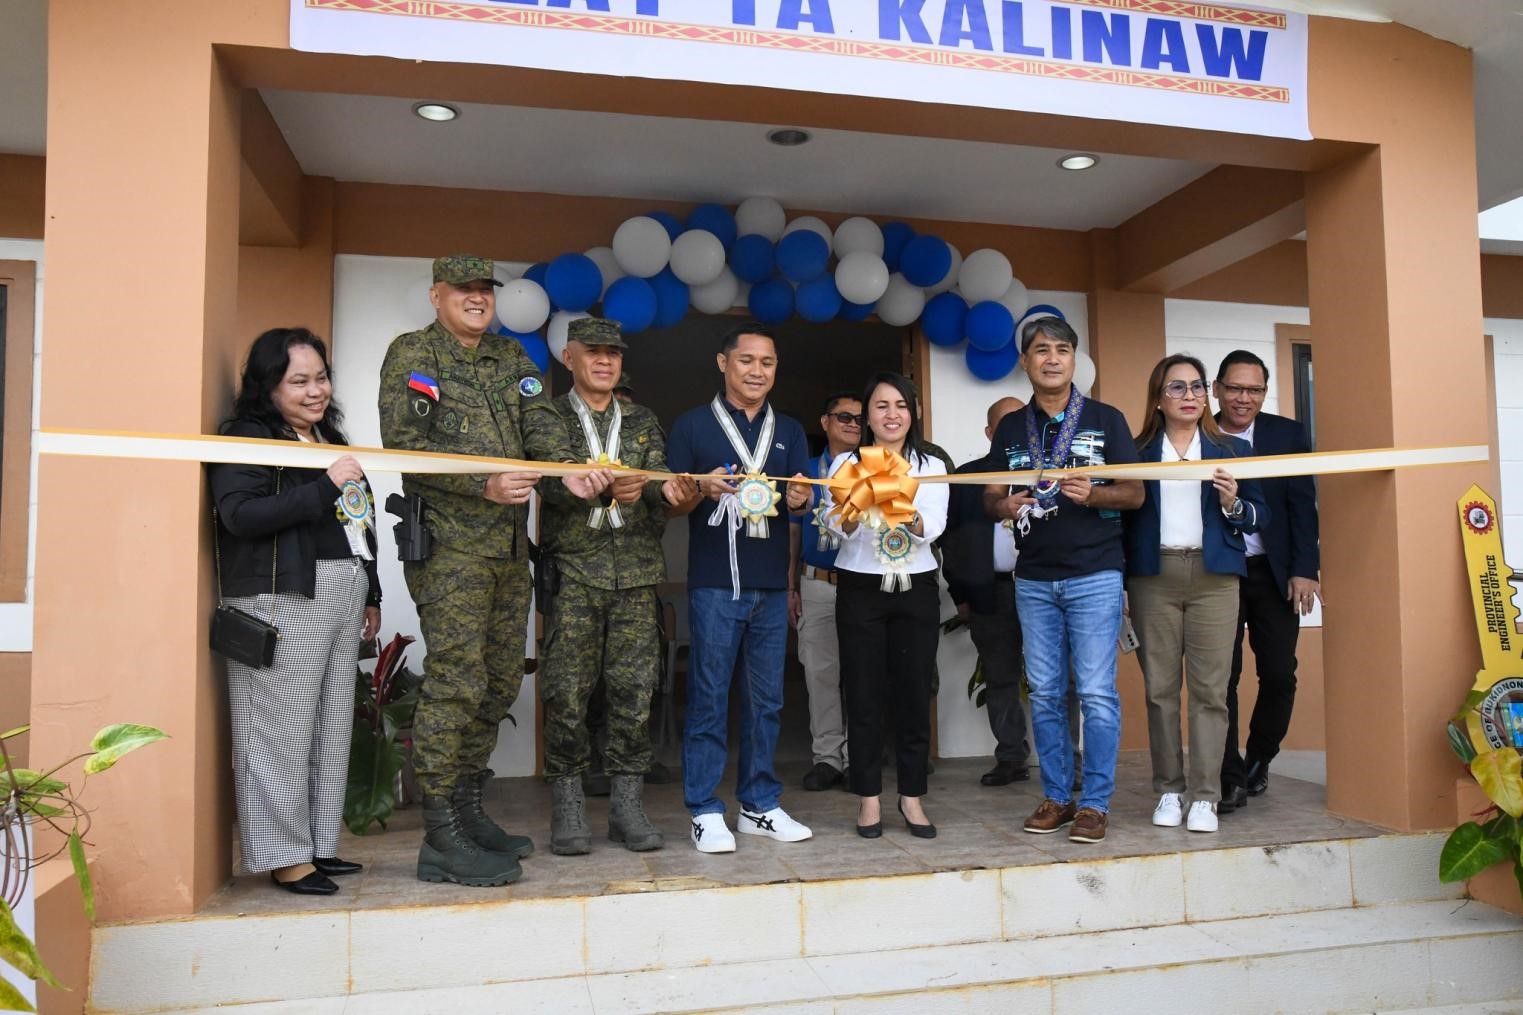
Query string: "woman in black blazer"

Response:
xmin=1124 ymin=354 xmax=1267 ymax=835
xmin=211 ymin=328 xmax=381 ymax=895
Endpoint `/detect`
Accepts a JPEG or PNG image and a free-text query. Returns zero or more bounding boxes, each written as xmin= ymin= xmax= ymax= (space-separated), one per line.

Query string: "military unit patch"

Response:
xmin=411 ymin=396 xmax=433 ymax=418
xmin=519 ymin=376 xmax=544 ymax=398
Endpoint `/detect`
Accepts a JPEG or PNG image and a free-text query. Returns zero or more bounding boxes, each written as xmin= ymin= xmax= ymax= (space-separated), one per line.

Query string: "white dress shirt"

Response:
xmin=825 ymin=449 xmax=949 ymax=575
xmin=1159 ymin=430 xmax=1205 ymax=549
xmin=1224 ymin=420 xmax=1265 ymax=556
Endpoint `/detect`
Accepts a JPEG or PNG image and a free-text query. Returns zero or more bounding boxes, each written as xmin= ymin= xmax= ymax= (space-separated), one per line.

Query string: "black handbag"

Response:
xmin=210 ymin=471 xmax=281 ymax=668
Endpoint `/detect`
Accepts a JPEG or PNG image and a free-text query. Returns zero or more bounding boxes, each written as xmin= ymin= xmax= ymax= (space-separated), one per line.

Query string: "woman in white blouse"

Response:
xmin=1123 ymin=355 xmax=1267 ymax=835
xmin=827 ymin=372 xmax=949 ymax=839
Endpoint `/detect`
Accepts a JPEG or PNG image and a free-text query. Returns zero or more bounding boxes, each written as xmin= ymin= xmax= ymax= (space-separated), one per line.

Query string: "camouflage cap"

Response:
xmin=432 ymin=255 xmax=503 ymax=287
xmin=613 ymin=372 xmax=635 ymax=393
xmin=567 ymin=316 xmax=627 ymax=350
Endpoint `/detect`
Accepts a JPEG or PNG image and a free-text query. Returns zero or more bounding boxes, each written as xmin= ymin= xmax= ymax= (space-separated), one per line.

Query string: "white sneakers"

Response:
xmin=690 ymin=814 xmax=736 ymax=854
xmin=738 ymin=807 xmax=814 ymax=842
xmin=691 ymin=808 xmax=814 ymax=852
xmin=1186 ymin=801 xmax=1218 ymax=833
xmin=1152 ymin=793 xmax=1184 ymax=827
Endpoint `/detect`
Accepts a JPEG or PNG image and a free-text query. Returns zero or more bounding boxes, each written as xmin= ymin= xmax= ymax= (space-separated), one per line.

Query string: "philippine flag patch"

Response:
xmin=407 ymin=371 xmax=440 ymax=401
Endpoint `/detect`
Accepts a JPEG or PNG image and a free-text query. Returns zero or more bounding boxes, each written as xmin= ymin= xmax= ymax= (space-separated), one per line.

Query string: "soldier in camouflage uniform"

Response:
xmin=378 ymin=255 xmax=613 ymax=887
xmin=538 ymin=319 xmax=689 ymax=854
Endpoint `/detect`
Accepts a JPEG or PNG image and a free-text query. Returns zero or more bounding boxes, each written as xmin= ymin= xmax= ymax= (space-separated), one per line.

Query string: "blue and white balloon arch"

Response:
xmin=491 ymin=197 xmax=1086 ymax=384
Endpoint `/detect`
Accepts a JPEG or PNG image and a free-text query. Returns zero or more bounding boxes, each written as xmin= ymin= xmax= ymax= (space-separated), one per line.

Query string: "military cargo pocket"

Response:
xmin=404 ymin=559 xmax=451 ymax=608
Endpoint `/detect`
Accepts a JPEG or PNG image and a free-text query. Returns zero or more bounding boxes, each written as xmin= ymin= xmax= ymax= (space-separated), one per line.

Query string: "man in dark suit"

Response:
xmin=1213 ymin=350 xmax=1322 ymax=811
xmin=947 ymin=397 xmax=1030 ymax=785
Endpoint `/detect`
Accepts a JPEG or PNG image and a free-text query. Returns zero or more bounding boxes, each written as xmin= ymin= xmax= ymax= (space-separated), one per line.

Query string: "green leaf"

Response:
xmin=1471 ymin=749 xmax=1523 ymax=818
xmin=0 ymin=896 xmax=60 ymax=989
xmin=83 ymin=724 xmax=167 ymax=775
xmin=19 ymin=799 xmax=66 ymax=819
xmin=0 ymin=724 xmax=28 ymax=741
xmin=1439 ymin=822 xmax=1513 ymax=882
xmin=1447 ymin=722 xmax=1478 ymax=764
xmin=0 ymin=974 xmax=37 ymax=1013
xmin=344 ymin=721 xmax=405 ymax=837
xmin=68 ymin=830 xmax=94 ymax=924
xmin=5 ymin=771 xmax=66 ymax=797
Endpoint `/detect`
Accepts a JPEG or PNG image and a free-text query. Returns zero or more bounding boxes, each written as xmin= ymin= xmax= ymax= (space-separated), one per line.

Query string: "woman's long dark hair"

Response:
xmin=224 ymin=327 xmax=347 ymax=442
xmin=1134 ymin=353 xmax=1227 ymax=452
xmin=855 ymin=371 xmax=929 ymax=468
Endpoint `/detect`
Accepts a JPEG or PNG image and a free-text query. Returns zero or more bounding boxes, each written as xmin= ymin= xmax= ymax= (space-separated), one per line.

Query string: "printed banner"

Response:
xmin=290 ymin=0 xmax=1311 ymax=140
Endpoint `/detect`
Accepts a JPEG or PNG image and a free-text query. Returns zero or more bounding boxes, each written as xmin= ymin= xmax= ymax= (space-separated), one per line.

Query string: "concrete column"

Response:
xmin=31 ymin=2 xmax=244 ymax=919
xmin=1086 ymin=228 xmax=1166 ymax=429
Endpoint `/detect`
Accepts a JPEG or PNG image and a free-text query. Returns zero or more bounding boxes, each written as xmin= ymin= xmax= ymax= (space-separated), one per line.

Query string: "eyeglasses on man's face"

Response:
xmin=1219 ymin=383 xmax=1268 ymax=399
xmin=829 ymin=412 xmax=863 ymax=426
xmin=1163 ymin=380 xmax=1207 ymax=399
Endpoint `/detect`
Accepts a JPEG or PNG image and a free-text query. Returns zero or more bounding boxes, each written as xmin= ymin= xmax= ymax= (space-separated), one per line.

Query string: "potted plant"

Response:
xmin=2 ymin=721 xmax=167 ymax=1012
xmin=345 ymin=634 xmax=422 ymax=836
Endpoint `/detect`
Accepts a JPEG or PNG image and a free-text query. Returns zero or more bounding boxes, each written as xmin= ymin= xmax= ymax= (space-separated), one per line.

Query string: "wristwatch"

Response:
xmin=1226 ymin=498 xmax=1246 ymax=520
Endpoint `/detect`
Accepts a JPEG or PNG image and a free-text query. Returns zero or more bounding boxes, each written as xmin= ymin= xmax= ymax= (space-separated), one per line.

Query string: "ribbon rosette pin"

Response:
xmin=735 ymin=474 xmax=781 ymax=537
xmin=587 ymin=452 xmax=626 ymax=530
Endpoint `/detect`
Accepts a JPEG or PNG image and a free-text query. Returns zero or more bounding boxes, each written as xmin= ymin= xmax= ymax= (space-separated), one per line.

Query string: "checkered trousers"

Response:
xmin=225 ymin=559 xmax=369 ymax=874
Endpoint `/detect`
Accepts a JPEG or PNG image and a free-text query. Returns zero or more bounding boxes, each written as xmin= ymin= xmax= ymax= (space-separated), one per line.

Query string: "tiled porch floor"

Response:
xmin=201 ymin=751 xmax=1383 ymax=918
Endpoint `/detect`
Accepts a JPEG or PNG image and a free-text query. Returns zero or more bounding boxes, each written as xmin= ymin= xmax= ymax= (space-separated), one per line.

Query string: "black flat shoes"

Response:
xmin=313 ymin=856 xmax=363 ymax=876
xmin=271 ymin=870 xmax=339 ymax=895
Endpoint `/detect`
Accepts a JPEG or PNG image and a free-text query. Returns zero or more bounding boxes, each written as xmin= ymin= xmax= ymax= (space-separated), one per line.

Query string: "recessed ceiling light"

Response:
xmin=1059 ymin=153 xmax=1098 ymax=171
xmin=767 ymin=128 xmax=811 ymax=147
xmin=413 ymin=102 xmax=460 ymax=123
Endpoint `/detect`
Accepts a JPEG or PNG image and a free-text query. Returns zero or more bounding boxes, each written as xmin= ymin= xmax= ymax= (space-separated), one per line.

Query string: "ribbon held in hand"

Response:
xmin=827 ymin=446 xmax=920 ymax=531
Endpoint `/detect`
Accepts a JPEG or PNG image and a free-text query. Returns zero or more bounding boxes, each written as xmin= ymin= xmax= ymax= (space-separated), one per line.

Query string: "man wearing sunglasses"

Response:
xmin=1212 ymin=350 xmax=1322 ymax=811
xmin=790 ymin=392 xmax=862 ymax=791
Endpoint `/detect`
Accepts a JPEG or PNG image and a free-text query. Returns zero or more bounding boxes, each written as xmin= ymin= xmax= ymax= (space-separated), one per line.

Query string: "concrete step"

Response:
xmin=89 ymin=832 xmax=1518 ymax=1014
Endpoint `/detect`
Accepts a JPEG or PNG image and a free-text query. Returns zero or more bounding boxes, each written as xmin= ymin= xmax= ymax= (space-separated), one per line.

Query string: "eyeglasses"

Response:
xmin=828 ymin=412 xmax=863 ymax=426
xmin=1162 ymin=380 xmax=1207 ymax=399
xmin=1219 ymin=383 xmax=1268 ymax=399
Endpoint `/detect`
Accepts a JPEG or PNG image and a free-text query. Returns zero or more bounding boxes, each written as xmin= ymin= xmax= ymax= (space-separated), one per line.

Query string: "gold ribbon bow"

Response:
xmin=827 ymin=446 xmax=920 ymax=531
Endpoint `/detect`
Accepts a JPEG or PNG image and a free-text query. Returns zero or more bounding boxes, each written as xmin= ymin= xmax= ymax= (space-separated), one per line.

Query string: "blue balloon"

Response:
xmin=776 ymin=230 xmax=830 ymax=283
xmin=647 ymin=210 xmax=684 ymax=240
xmin=921 ymin=292 xmax=969 ymax=347
xmin=900 ymin=235 xmax=952 ymax=288
xmin=730 ymin=234 xmax=776 ymax=283
xmin=796 ymin=275 xmax=842 ymax=322
xmin=966 ymin=300 xmax=1016 ymax=352
xmin=686 ymin=203 xmax=738 ymax=251
xmin=501 ymin=328 xmax=551 ymax=373
xmin=545 ymin=252 xmax=602 ymax=312
xmin=965 ymin=341 xmax=1018 ymax=381
xmin=839 ymin=300 xmax=875 ymax=322
xmin=748 ymin=277 xmax=795 ymax=324
xmin=881 ymin=222 xmax=915 ymax=273
xmin=521 ymin=262 xmax=555 ymax=309
xmin=602 ymin=276 xmax=658 ymax=334
xmin=649 ymin=268 xmax=690 ymax=328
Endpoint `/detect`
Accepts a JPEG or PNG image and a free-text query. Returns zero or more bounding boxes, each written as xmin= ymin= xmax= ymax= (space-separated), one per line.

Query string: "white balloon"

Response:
xmin=612 ymin=216 xmax=672 ymax=278
xmin=959 ymin=248 xmax=1014 ymax=304
xmin=833 ymin=216 xmax=884 ymax=258
xmin=876 ymin=273 xmax=927 ymax=327
xmin=584 ymin=245 xmax=624 ymax=296
xmin=928 ymin=242 xmax=962 ymax=295
xmin=1074 ymin=350 xmax=1097 ymax=395
xmin=784 ymin=215 xmax=834 ymax=251
xmin=735 ymin=197 xmax=787 ymax=242
xmin=497 ymin=279 xmax=551 ymax=334
xmin=691 ymin=267 xmax=741 ymax=314
xmin=997 ymin=277 xmax=1030 ymax=319
xmin=547 ymin=310 xmax=590 ymax=367
xmin=669 ymin=229 xmax=727 ymax=287
xmin=834 ymin=251 xmax=890 ymax=305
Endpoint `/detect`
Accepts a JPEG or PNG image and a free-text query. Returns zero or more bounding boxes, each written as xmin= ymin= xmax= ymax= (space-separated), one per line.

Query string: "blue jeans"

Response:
xmin=1016 ymin=570 xmax=1124 ymax=812
xmin=683 ymin=588 xmax=788 ymax=816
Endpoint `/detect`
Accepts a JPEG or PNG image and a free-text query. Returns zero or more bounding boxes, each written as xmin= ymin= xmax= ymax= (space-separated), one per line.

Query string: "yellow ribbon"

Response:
xmin=587 ymin=453 xmax=625 ymax=529
xmin=826 ymin=447 xmax=920 ymax=530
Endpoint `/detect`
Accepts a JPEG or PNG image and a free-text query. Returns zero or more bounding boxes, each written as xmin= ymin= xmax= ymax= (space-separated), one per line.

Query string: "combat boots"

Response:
xmin=453 ymin=769 xmax=535 ymax=859
xmin=550 ymin=776 xmax=593 ymax=855
xmin=608 ymin=774 xmax=664 ymax=852
xmin=417 ymin=795 xmax=522 ymax=887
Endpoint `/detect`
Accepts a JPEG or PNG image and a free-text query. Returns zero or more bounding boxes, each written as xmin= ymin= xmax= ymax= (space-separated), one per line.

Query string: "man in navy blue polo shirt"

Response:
xmin=667 ymin=322 xmax=814 ymax=853
xmin=983 ymin=317 xmax=1143 ymax=845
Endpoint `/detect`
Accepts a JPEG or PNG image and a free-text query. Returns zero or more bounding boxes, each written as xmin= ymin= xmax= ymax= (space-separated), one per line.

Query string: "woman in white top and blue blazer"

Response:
xmin=827 ymin=372 xmax=949 ymax=839
xmin=1123 ymin=354 xmax=1268 ymax=835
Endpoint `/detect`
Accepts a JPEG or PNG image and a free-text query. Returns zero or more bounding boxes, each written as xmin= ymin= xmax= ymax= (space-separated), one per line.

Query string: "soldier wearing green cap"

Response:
xmin=378 ymin=255 xmax=615 ymax=887
xmin=537 ymin=316 xmax=692 ymax=854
